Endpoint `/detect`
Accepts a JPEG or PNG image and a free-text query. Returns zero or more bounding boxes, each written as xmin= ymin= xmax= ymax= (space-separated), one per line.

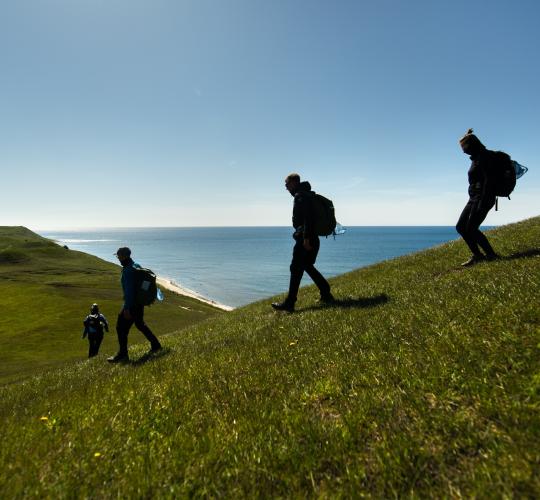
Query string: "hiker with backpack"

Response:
xmin=456 ymin=128 xmax=505 ymax=266
xmin=272 ymin=173 xmax=335 ymax=312
xmin=107 ymin=247 xmax=162 ymax=363
xmin=82 ymin=303 xmax=109 ymax=358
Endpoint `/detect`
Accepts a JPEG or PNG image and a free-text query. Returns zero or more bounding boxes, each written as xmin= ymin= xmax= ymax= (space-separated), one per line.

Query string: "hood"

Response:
xmin=295 ymin=181 xmax=312 ymax=194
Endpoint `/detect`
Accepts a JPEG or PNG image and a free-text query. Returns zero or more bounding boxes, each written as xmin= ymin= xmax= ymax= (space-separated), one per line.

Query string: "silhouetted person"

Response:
xmin=107 ymin=247 xmax=161 ymax=363
xmin=272 ymin=173 xmax=333 ymax=312
xmin=83 ymin=303 xmax=109 ymax=358
xmin=456 ymin=129 xmax=499 ymax=266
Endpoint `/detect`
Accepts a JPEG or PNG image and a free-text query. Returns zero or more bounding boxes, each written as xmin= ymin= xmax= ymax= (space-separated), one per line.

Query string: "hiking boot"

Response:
xmin=319 ymin=293 xmax=335 ymax=304
xmin=461 ymin=255 xmax=486 ymax=267
xmin=271 ymin=301 xmax=295 ymax=313
xmin=107 ymin=353 xmax=129 ymax=363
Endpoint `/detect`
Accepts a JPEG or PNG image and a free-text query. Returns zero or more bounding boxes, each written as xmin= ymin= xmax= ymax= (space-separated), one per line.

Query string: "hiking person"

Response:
xmin=456 ymin=129 xmax=500 ymax=266
xmin=82 ymin=303 xmax=109 ymax=358
xmin=272 ymin=173 xmax=334 ymax=312
xmin=107 ymin=247 xmax=162 ymax=363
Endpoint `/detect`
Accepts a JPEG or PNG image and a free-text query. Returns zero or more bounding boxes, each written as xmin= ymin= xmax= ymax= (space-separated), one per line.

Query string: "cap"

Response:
xmin=114 ymin=247 xmax=131 ymax=257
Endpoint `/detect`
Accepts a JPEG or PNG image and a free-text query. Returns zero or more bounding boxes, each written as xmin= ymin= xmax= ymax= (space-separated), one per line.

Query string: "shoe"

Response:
xmin=319 ymin=293 xmax=335 ymax=304
xmin=107 ymin=353 xmax=129 ymax=363
xmin=271 ymin=301 xmax=295 ymax=313
xmin=461 ymin=255 xmax=486 ymax=267
xmin=485 ymin=253 xmax=500 ymax=261
xmin=149 ymin=344 xmax=162 ymax=353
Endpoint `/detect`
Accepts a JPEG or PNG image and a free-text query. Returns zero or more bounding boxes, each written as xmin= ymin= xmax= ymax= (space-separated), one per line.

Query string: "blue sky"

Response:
xmin=1 ymin=0 xmax=539 ymax=228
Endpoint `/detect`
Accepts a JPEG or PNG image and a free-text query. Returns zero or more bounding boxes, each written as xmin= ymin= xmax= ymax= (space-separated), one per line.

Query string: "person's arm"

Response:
xmin=301 ymin=194 xmax=315 ymax=249
xmin=101 ymin=314 xmax=109 ymax=332
xmin=479 ymin=153 xmax=496 ymax=208
xmin=82 ymin=318 xmax=88 ymax=338
xmin=122 ymin=267 xmax=137 ymax=311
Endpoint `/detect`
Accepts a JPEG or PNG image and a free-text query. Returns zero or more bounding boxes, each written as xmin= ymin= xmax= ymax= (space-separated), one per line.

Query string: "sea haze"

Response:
xmin=40 ymin=227 xmax=464 ymax=308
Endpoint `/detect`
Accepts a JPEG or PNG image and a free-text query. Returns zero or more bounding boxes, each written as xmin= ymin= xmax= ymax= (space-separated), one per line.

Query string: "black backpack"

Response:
xmin=489 ymin=151 xmax=516 ymax=197
xmin=133 ymin=267 xmax=158 ymax=306
xmin=311 ymin=193 xmax=337 ymax=237
xmin=86 ymin=314 xmax=104 ymax=334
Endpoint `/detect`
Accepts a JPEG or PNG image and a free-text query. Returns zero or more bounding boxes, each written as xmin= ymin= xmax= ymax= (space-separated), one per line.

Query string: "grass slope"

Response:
xmin=0 ymin=227 xmax=222 ymax=384
xmin=1 ymin=217 xmax=539 ymax=497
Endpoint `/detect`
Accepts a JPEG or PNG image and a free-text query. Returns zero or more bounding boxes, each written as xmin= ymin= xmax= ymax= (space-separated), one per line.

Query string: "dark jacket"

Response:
xmin=468 ymin=147 xmax=496 ymax=204
xmin=83 ymin=313 xmax=109 ymax=336
xmin=120 ymin=258 xmax=142 ymax=310
xmin=292 ymin=181 xmax=315 ymax=239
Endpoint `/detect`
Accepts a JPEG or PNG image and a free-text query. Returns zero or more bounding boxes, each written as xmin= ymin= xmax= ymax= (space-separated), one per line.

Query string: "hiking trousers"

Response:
xmin=87 ymin=331 xmax=104 ymax=358
xmin=456 ymin=196 xmax=496 ymax=256
xmin=116 ymin=305 xmax=161 ymax=356
xmin=286 ymin=236 xmax=331 ymax=304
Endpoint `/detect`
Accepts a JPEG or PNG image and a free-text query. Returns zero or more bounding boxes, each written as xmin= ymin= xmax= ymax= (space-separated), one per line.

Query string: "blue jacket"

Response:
xmin=120 ymin=258 xmax=141 ymax=310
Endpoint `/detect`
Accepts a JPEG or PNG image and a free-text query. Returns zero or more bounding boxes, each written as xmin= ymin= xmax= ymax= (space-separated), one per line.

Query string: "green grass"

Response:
xmin=1 ymin=217 xmax=539 ymax=497
xmin=0 ymin=227 xmax=223 ymax=384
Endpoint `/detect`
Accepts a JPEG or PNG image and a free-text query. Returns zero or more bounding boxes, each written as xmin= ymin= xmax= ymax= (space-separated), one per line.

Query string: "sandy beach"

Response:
xmin=156 ymin=277 xmax=234 ymax=311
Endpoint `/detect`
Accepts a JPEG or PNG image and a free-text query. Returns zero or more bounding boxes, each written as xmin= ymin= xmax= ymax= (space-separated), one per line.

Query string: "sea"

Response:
xmin=40 ymin=227 xmax=463 ymax=309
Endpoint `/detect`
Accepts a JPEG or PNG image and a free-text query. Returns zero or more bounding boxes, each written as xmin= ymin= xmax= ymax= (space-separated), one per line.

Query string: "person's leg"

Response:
xmin=286 ymin=239 xmax=306 ymax=305
xmin=467 ymin=199 xmax=497 ymax=257
xmin=302 ymin=237 xmax=331 ymax=299
xmin=89 ymin=333 xmax=98 ymax=357
xmin=115 ymin=312 xmax=132 ymax=356
xmin=132 ymin=306 xmax=161 ymax=350
xmin=94 ymin=332 xmax=104 ymax=356
xmin=456 ymin=200 xmax=482 ymax=256
xmin=88 ymin=336 xmax=94 ymax=358
xmin=272 ymin=239 xmax=304 ymax=311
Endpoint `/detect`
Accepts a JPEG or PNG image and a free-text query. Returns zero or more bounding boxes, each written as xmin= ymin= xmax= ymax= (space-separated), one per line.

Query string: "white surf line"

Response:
xmin=156 ymin=277 xmax=234 ymax=312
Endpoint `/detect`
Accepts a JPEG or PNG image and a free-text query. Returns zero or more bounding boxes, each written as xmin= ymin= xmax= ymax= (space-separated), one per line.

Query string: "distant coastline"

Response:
xmin=41 ymin=226 xmax=465 ymax=308
xmin=47 ymin=237 xmax=234 ymax=311
xmin=156 ymin=277 xmax=233 ymax=311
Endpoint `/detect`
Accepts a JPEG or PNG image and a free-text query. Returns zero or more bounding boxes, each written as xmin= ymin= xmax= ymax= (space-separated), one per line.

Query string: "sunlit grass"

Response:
xmin=1 ymin=217 xmax=539 ymax=497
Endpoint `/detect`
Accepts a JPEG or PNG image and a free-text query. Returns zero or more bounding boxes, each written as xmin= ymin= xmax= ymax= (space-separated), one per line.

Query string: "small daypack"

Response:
xmin=86 ymin=314 xmax=104 ymax=334
xmin=311 ymin=193 xmax=337 ymax=237
xmin=133 ymin=267 xmax=158 ymax=306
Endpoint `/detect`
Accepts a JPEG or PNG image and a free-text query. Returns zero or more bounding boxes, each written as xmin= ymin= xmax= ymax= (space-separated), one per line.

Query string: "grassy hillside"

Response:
xmin=0 ymin=227 xmax=223 ymax=384
xmin=1 ymin=217 xmax=539 ymax=497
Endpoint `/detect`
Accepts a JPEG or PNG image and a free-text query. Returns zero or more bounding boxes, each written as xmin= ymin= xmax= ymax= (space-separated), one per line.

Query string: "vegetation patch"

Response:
xmin=0 ymin=217 xmax=539 ymax=497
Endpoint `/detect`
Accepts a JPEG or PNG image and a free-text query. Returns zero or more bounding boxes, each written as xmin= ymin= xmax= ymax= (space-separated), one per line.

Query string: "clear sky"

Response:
xmin=1 ymin=0 xmax=539 ymax=229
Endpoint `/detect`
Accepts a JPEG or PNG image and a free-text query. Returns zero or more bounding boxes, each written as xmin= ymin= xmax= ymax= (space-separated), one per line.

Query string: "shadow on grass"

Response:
xmin=130 ymin=347 xmax=171 ymax=366
xmin=300 ymin=293 xmax=389 ymax=312
xmin=503 ymin=248 xmax=540 ymax=260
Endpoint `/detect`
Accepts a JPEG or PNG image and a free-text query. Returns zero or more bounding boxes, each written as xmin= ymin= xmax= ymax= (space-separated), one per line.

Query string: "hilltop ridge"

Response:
xmin=1 ymin=217 xmax=539 ymax=497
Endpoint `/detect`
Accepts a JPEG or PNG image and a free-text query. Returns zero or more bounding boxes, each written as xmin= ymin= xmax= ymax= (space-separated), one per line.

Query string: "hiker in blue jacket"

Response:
xmin=272 ymin=173 xmax=334 ymax=312
xmin=107 ymin=247 xmax=161 ymax=363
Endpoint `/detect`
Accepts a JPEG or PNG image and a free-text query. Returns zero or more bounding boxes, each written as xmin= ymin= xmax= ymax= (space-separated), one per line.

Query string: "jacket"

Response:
xmin=468 ymin=147 xmax=496 ymax=204
xmin=83 ymin=313 xmax=109 ymax=336
xmin=292 ymin=181 xmax=315 ymax=239
xmin=120 ymin=258 xmax=142 ymax=310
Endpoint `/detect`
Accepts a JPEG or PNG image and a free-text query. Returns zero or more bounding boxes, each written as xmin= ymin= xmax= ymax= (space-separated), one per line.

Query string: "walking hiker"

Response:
xmin=272 ymin=173 xmax=334 ymax=312
xmin=83 ymin=303 xmax=109 ymax=358
xmin=107 ymin=247 xmax=162 ymax=363
xmin=456 ymin=129 xmax=500 ymax=267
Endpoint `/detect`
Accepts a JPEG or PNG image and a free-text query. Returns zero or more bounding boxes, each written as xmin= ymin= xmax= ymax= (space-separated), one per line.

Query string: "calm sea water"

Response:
xmin=40 ymin=227 xmax=461 ymax=308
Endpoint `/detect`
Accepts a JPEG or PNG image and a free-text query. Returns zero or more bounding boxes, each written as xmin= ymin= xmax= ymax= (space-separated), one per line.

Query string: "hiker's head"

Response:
xmin=459 ymin=128 xmax=485 ymax=155
xmin=115 ymin=247 xmax=131 ymax=263
xmin=90 ymin=303 xmax=99 ymax=314
xmin=285 ymin=173 xmax=301 ymax=195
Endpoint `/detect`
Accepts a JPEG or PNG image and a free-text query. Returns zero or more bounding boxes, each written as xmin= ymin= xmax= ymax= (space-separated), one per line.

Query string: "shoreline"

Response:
xmin=156 ymin=277 xmax=234 ymax=312
xmin=47 ymin=237 xmax=234 ymax=312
